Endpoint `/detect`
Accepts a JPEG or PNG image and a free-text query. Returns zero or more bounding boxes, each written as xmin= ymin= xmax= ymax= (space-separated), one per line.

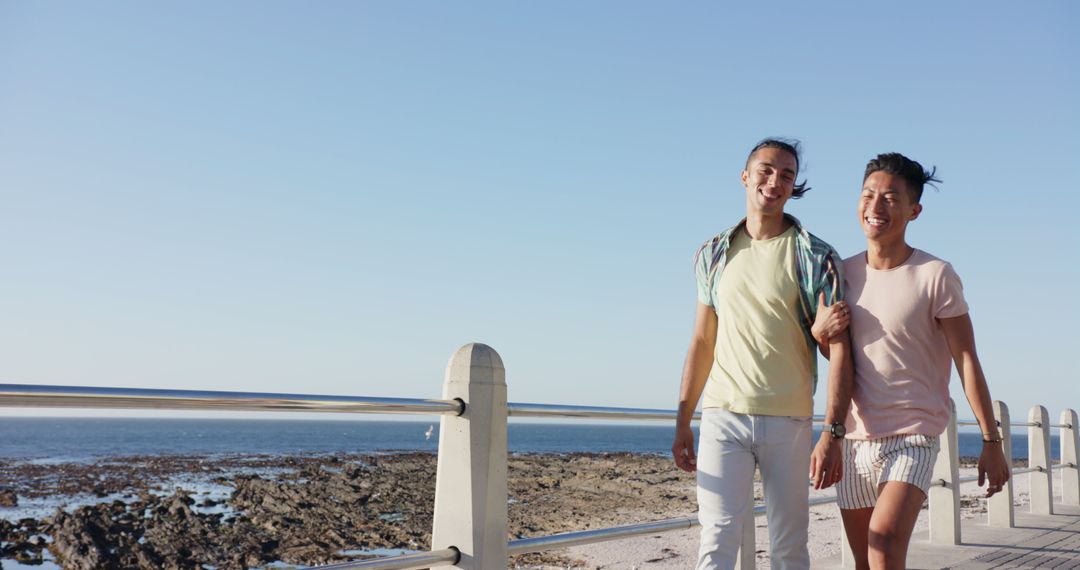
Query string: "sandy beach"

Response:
xmin=0 ymin=452 xmax=1026 ymax=569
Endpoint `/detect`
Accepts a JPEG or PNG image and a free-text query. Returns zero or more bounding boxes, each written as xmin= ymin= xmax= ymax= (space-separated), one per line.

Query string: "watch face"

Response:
xmin=831 ymin=423 xmax=846 ymax=438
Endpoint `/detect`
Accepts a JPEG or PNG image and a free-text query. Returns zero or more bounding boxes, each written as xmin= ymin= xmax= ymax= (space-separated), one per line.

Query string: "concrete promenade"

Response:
xmin=814 ymin=503 xmax=1080 ymax=569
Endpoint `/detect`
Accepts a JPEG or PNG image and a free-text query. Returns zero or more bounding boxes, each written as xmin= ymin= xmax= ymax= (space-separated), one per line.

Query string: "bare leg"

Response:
xmin=840 ymin=508 xmax=873 ymax=570
xmin=866 ymin=481 xmax=925 ymax=570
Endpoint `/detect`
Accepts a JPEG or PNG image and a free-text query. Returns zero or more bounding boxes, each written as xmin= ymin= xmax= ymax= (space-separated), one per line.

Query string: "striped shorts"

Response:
xmin=837 ymin=434 xmax=940 ymax=510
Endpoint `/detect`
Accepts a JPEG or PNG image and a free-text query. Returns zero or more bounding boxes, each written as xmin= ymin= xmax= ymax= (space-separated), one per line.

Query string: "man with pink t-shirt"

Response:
xmin=812 ymin=153 xmax=1010 ymax=570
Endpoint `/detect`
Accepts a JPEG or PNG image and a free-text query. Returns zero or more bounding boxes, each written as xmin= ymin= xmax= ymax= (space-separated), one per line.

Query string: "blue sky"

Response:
xmin=1 ymin=1 xmax=1077 ymax=422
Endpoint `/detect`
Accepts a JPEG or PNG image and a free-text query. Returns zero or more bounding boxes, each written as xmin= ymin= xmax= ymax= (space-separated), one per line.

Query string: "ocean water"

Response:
xmin=0 ymin=418 xmax=1061 ymax=461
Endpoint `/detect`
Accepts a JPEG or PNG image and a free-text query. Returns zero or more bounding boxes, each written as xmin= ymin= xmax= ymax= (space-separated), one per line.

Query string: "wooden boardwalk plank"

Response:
xmin=954 ymin=516 xmax=1080 ymax=569
xmin=812 ymin=504 xmax=1080 ymax=569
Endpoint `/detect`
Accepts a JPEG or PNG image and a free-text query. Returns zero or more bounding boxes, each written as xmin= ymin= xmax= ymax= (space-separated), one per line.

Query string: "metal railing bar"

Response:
xmin=937 ymin=473 xmax=1046 ymax=487
xmin=808 ymin=495 xmax=839 ymax=508
xmin=508 ymin=496 xmax=844 ymax=557
xmin=934 ymin=474 xmax=1018 ymax=487
xmin=958 ymin=419 xmax=1052 ymax=428
xmin=7 ymin=385 xmax=1059 ymax=430
xmin=509 ymin=404 xmax=1048 ymax=430
xmin=313 ymin=548 xmax=459 ymax=569
xmin=957 ymin=465 xmax=1071 ymax=478
xmin=0 ymin=384 xmax=463 ymax=416
xmin=752 ymin=496 xmax=838 ymax=514
xmin=508 ymin=404 xmax=834 ymax=423
xmin=507 ymin=403 xmax=695 ymax=421
xmin=507 ymin=517 xmax=698 ymax=555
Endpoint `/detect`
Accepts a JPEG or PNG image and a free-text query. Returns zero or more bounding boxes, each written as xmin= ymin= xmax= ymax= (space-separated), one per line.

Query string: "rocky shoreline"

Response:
xmin=0 ymin=453 xmax=1029 ymax=569
xmin=0 ymin=452 xmax=697 ymax=569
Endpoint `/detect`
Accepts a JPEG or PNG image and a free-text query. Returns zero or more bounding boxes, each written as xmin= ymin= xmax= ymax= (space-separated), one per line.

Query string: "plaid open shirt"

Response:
xmin=694 ymin=214 xmax=845 ymax=394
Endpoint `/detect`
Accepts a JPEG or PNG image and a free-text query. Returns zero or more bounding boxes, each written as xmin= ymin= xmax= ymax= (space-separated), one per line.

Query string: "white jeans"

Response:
xmin=696 ymin=408 xmax=812 ymax=570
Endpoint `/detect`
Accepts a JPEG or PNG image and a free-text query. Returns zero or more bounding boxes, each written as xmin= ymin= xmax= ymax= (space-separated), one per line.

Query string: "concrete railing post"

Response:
xmin=929 ymin=399 xmax=961 ymax=545
xmin=432 ymin=344 xmax=508 ymax=568
xmin=734 ymin=496 xmax=755 ymax=570
xmin=1061 ymin=409 xmax=1079 ymax=506
xmin=988 ymin=401 xmax=1014 ymax=527
xmin=1029 ymin=405 xmax=1053 ymax=515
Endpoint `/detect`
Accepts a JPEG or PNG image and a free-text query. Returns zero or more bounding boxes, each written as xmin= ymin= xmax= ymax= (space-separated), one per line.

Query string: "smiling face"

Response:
xmin=859 ymin=171 xmax=922 ymax=242
xmin=742 ymin=146 xmax=798 ymax=216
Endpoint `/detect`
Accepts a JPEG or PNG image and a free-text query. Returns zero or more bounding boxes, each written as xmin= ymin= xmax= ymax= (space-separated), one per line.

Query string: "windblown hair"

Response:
xmin=746 ymin=138 xmax=811 ymax=198
xmin=863 ymin=152 xmax=941 ymax=202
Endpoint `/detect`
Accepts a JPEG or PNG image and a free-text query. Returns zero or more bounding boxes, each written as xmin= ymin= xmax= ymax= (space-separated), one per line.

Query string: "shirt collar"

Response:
xmin=725 ymin=213 xmax=808 ymax=244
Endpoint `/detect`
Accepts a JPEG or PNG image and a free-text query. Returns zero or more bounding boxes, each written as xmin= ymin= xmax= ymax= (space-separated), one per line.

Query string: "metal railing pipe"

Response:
xmin=0 ymin=384 xmax=463 ymax=416
xmin=957 ymin=419 xmax=1035 ymax=427
xmin=508 ymin=495 xmax=843 ymax=559
xmin=314 ymin=548 xmax=459 ymax=569
xmin=507 ymin=517 xmax=697 ymax=555
xmin=507 ymin=404 xmax=832 ymax=424
xmin=807 ymin=496 xmax=839 ymax=508
xmin=508 ymin=403 xmax=695 ymax=421
xmin=959 ymin=419 xmax=1046 ymax=428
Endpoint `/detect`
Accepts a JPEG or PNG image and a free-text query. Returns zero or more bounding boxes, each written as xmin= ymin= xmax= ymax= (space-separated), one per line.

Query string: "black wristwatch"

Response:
xmin=828 ymin=422 xmax=846 ymax=439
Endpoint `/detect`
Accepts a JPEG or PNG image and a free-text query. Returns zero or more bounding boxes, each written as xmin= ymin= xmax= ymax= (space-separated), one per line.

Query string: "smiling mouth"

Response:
xmin=864 ymin=216 xmax=888 ymax=227
xmin=760 ymin=189 xmax=783 ymax=200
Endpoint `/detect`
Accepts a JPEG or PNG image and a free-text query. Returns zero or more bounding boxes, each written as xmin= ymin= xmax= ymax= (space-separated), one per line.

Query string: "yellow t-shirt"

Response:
xmin=701 ymin=227 xmax=813 ymax=416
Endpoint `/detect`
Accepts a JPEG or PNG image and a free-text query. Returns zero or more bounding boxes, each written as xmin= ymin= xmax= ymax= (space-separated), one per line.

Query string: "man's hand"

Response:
xmin=978 ymin=441 xmax=1011 ymax=497
xmin=672 ymin=425 xmax=697 ymax=473
xmin=809 ymin=434 xmax=842 ymax=490
xmin=811 ymin=291 xmax=850 ymax=346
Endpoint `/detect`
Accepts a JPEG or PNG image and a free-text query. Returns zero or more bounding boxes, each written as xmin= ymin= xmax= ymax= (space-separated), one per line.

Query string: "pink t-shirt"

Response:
xmin=843 ymin=249 xmax=969 ymax=439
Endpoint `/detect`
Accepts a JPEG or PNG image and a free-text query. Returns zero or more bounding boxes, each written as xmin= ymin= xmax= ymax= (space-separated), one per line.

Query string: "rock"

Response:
xmin=0 ymin=489 xmax=17 ymax=506
xmin=15 ymin=548 xmax=44 ymax=564
xmin=50 ymin=507 xmax=115 ymax=570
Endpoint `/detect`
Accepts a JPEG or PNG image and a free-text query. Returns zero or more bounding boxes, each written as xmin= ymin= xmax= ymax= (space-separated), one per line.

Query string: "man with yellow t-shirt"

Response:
xmin=672 ymin=138 xmax=854 ymax=570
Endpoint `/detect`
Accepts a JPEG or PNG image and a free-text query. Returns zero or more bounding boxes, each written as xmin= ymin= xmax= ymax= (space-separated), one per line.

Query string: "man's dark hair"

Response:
xmin=745 ymin=138 xmax=811 ymax=198
xmin=863 ymin=152 xmax=941 ymax=203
